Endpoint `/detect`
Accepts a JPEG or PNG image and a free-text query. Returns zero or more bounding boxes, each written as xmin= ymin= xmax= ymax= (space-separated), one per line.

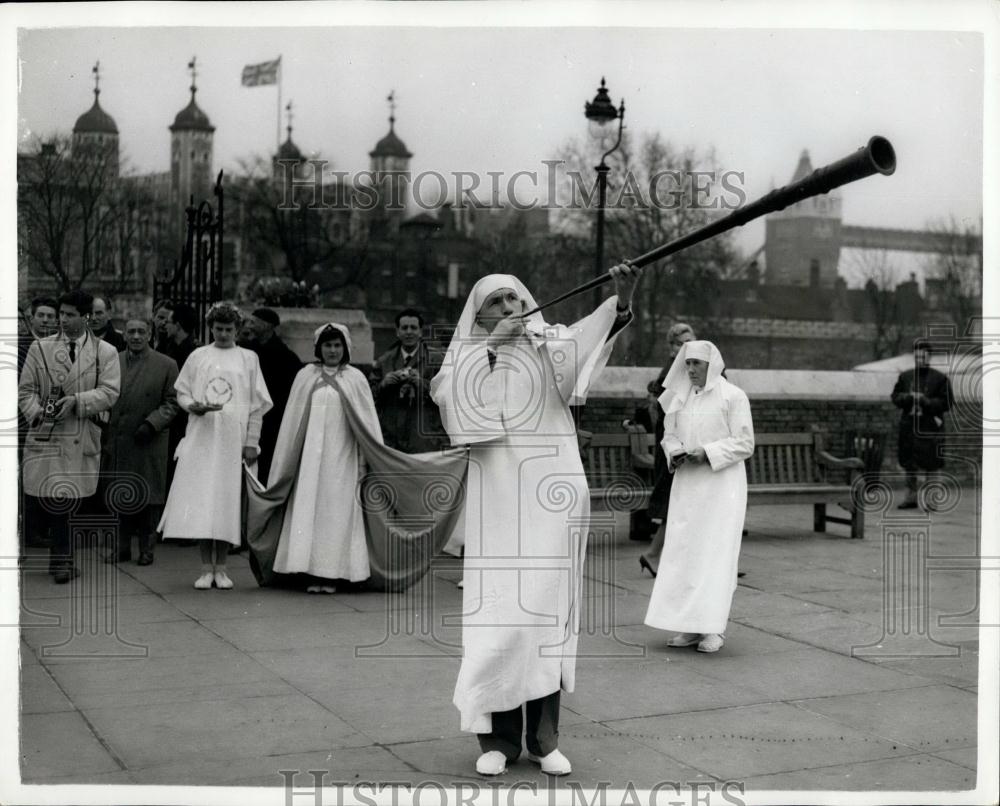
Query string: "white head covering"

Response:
xmin=657 ymin=339 xmax=726 ymax=416
xmin=430 ymin=274 xmax=549 ymax=444
xmin=313 ymin=322 xmax=353 ymax=359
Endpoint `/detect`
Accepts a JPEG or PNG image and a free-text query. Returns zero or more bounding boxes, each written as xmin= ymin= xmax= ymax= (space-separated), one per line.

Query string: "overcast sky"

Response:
xmin=10 ymin=7 xmax=988 ymax=284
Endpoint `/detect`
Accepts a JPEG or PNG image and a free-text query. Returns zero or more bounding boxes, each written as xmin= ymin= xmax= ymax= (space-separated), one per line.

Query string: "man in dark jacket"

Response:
xmin=243 ymin=308 xmax=302 ymax=485
xmin=102 ymin=319 xmax=179 ymax=564
xmin=90 ymin=297 xmax=127 ymax=352
xmin=370 ymin=309 xmax=446 ymax=453
xmin=891 ymin=345 xmax=953 ymax=509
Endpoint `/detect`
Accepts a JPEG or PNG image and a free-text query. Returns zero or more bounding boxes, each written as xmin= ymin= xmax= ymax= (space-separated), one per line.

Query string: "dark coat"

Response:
xmin=102 ymin=348 xmax=179 ymax=506
xmin=92 ymin=323 xmax=126 ymax=353
xmin=246 ymin=335 xmax=303 ymax=482
xmin=370 ymin=341 xmax=446 ymax=453
xmin=891 ymin=366 xmax=952 ymax=471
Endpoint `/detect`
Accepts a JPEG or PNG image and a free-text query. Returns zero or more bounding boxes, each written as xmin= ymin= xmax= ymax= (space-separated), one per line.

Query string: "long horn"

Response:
xmin=523 ymin=135 xmax=896 ymax=316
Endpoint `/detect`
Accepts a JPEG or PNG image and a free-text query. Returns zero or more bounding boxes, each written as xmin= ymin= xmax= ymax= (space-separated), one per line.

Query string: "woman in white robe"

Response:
xmin=159 ymin=302 xmax=272 ymax=590
xmin=430 ymin=265 xmax=642 ymax=777
xmin=643 ymin=340 xmax=754 ymax=653
xmin=270 ymin=323 xmax=383 ymax=592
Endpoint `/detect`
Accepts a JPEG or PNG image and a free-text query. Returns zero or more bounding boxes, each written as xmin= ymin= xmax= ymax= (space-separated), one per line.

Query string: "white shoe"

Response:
xmin=213 ymin=570 xmax=234 ymax=590
xmin=193 ymin=572 xmax=213 ymax=590
xmin=666 ymin=632 xmax=701 ymax=647
xmin=697 ymin=633 xmax=725 ymax=653
xmin=306 ymin=585 xmax=322 ymax=594
xmin=475 ymin=750 xmax=507 ymax=776
xmin=457 ymin=579 xmax=465 ymax=589
xmin=526 ymin=748 xmax=572 ymax=776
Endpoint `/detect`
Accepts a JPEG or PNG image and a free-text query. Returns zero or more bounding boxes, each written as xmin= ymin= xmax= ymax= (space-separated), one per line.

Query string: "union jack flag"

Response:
xmin=241 ymin=58 xmax=280 ymax=87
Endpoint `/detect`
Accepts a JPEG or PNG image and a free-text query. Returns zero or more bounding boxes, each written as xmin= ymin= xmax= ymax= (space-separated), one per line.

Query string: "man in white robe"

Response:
xmin=159 ymin=302 xmax=272 ymax=590
xmin=643 ymin=340 xmax=754 ymax=653
xmin=430 ymin=265 xmax=641 ymax=777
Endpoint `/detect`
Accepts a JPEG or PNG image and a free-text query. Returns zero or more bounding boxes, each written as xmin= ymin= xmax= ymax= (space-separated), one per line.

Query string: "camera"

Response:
xmin=42 ymin=385 xmax=63 ymax=421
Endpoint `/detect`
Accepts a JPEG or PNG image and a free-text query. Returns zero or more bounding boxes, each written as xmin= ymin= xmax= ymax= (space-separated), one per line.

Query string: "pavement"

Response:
xmin=12 ymin=487 xmax=986 ymax=797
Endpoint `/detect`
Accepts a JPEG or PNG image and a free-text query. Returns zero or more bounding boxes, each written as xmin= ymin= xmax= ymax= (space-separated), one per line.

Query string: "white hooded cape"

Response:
xmin=430 ymin=274 xmax=629 ymax=733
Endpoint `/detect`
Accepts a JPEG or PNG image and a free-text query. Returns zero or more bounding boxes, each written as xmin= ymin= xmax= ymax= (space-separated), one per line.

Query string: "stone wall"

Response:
xmin=579 ymin=367 xmax=982 ymax=480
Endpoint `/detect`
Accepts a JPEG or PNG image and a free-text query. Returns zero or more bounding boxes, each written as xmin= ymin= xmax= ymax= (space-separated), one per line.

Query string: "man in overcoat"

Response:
xmin=891 ymin=345 xmax=953 ymax=509
xmin=102 ymin=319 xmax=179 ymax=564
xmin=19 ymin=290 xmax=121 ymax=583
xmin=370 ymin=309 xmax=446 ymax=453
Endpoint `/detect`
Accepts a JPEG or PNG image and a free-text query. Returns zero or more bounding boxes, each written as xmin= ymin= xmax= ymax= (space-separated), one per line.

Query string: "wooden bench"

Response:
xmin=581 ymin=426 xmax=867 ymax=539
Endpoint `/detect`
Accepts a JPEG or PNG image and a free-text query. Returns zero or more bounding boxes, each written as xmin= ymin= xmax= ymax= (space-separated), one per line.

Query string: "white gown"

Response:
xmin=159 ymin=344 xmax=272 ymax=545
xmin=434 ymin=295 xmax=627 ymax=734
xmin=272 ymin=366 xmax=371 ymax=581
xmin=644 ymin=379 xmax=754 ymax=634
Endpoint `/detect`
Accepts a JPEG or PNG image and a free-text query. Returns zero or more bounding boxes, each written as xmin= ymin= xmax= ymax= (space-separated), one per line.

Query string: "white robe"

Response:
xmin=159 ymin=344 xmax=272 ymax=545
xmin=644 ymin=378 xmax=754 ymax=634
xmin=440 ymin=296 xmax=626 ymax=733
xmin=272 ymin=365 xmax=373 ymax=581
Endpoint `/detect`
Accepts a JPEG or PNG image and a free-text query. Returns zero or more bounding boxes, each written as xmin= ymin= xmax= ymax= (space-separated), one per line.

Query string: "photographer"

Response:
xmin=19 ymin=290 xmax=121 ymax=584
xmin=370 ymin=309 xmax=446 ymax=453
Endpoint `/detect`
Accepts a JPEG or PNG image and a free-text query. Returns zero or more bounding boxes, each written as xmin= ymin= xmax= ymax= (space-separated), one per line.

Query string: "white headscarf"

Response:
xmin=658 ymin=339 xmax=726 ymax=416
xmin=313 ymin=322 xmax=353 ymax=360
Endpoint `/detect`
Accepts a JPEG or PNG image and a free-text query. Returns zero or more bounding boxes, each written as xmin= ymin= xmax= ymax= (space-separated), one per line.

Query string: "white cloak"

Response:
xmin=644 ymin=377 xmax=754 ymax=634
xmin=434 ymin=295 xmax=626 ymax=733
xmin=272 ymin=364 xmax=381 ymax=581
xmin=159 ymin=344 xmax=272 ymax=545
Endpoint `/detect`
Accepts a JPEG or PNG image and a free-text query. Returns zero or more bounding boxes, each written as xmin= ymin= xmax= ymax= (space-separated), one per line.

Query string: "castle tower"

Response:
xmin=367 ymin=91 xmax=412 ymax=238
xmin=763 ymin=149 xmax=843 ymax=288
xmin=72 ymin=61 xmax=119 ymax=177
xmin=169 ymin=57 xmax=215 ymax=234
xmin=273 ymin=99 xmax=305 ymax=192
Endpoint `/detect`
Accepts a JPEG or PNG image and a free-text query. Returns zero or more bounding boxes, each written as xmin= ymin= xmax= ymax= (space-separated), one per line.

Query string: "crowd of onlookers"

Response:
xmin=16 ymin=292 xmax=449 ymax=587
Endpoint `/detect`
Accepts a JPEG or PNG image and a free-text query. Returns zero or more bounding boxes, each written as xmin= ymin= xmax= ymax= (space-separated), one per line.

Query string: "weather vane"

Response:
xmin=285 ymin=100 xmax=293 ymax=139
xmin=92 ymin=60 xmax=101 ymax=96
xmin=188 ymin=56 xmax=198 ymax=93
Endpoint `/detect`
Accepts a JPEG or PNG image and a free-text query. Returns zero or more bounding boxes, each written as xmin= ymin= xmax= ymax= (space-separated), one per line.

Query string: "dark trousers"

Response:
xmin=477 ymin=690 xmax=561 ymax=760
xmin=24 ymin=495 xmax=78 ymax=569
xmin=113 ymin=506 xmax=160 ymax=556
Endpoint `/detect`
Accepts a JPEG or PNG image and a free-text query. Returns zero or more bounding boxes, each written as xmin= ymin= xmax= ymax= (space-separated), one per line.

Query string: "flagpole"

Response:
xmin=276 ymin=56 xmax=282 ymax=152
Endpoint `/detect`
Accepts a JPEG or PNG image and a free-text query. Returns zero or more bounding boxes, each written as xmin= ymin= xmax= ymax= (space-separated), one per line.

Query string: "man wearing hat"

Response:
xmin=244 ymin=308 xmax=302 ymax=485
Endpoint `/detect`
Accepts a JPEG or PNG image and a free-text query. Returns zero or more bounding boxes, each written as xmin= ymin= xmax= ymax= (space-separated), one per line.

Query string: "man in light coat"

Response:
xmin=102 ymin=319 xmax=179 ymax=565
xmin=19 ymin=290 xmax=121 ymax=583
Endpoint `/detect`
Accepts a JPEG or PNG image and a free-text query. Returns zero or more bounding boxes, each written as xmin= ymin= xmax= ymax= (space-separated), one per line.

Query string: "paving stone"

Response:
xmin=932 ymin=745 xmax=978 ymax=771
xmin=23 ymin=618 xmax=229 ymax=663
xmin=388 ymin=729 xmax=709 ymax=787
xmin=81 ymin=693 xmax=371 ymax=769
xmin=734 ymin=609 xmax=885 ymax=657
xmin=604 ymin=702 xmax=911 ymax=779
xmin=20 ymin=711 xmax=122 ymax=779
xmin=43 ymin=647 xmax=279 ymax=707
xmin=690 ymin=647 xmax=931 ymax=701
xmin=741 ymin=752 xmax=976 ymax=791
xmin=22 ymin=590 xmax=191 ymax=626
xmin=160 ymin=588 xmax=358 ymax=620
xmin=728 ymin=587 xmax=834 ymax=620
xmin=126 ymin=745 xmax=413 ymax=786
xmin=567 ymin=660 xmax=773 ymax=723
xmin=790 ymin=685 xmax=978 ymax=751
xmin=866 ymin=648 xmax=981 ymax=688
xmin=19 ymin=662 xmax=74 ymax=714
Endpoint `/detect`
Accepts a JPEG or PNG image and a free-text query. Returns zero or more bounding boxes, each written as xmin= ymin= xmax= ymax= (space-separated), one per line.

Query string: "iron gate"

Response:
xmin=155 ymin=170 xmax=224 ymax=345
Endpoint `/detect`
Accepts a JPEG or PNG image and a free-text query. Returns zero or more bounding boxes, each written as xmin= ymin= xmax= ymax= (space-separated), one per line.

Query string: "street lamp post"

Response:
xmin=585 ymin=77 xmax=625 ymax=311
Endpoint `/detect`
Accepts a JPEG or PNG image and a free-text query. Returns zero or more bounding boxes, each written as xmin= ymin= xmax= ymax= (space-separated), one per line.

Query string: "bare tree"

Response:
xmin=923 ymin=215 xmax=982 ymax=333
xmin=229 ymin=155 xmax=374 ymax=298
xmin=848 ymin=249 xmax=906 ymax=360
xmin=551 ymin=132 xmax=741 ymax=364
xmin=18 ymin=135 xmax=166 ymax=296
